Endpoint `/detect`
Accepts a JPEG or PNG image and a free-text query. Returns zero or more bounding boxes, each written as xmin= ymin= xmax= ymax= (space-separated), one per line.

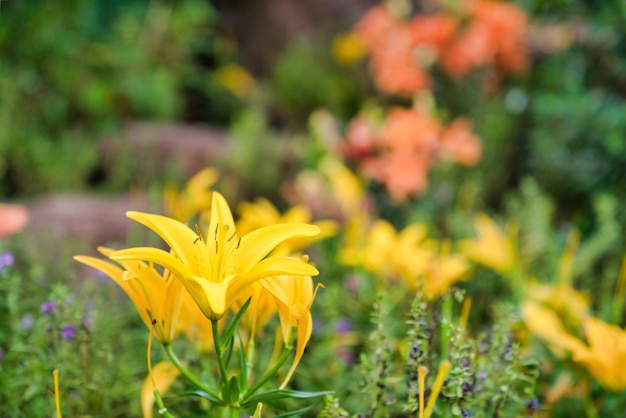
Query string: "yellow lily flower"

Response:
xmin=345 ymin=219 xmax=433 ymax=281
xmin=74 ymin=247 xmax=185 ymax=344
xmin=141 ymin=361 xmax=180 ymax=418
xmin=175 ymin=289 xmax=217 ymax=352
xmin=232 ymin=281 xmax=277 ymax=341
xmin=520 ymin=300 xmax=587 ymax=356
xmin=162 ymin=167 xmax=218 ymax=223
xmin=458 ymin=214 xmax=516 ymax=274
xmin=111 ymin=191 xmax=320 ymax=320
xmin=420 ymin=242 xmax=470 ymax=299
xmin=236 ymin=197 xmax=337 ymax=254
xmin=332 ymin=31 xmax=367 ymax=66
xmin=522 ymin=300 xmax=626 ymax=391
xmin=572 ymin=317 xmax=626 ymax=391
xmin=260 ymin=272 xmax=322 ymax=389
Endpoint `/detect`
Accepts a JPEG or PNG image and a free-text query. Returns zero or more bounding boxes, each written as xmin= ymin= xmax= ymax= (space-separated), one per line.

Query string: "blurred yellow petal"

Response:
xmin=573 ymin=317 xmax=626 ymax=391
xmin=458 ymin=214 xmax=516 ymax=274
xmin=214 ymin=64 xmax=256 ymax=98
xmin=332 ymin=31 xmax=367 ymax=66
xmin=163 ymin=168 xmax=218 ymax=223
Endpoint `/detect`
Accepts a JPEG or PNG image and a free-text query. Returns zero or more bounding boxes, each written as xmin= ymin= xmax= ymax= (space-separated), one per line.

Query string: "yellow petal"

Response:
xmin=110 ymin=247 xmax=192 ymax=281
xmin=280 ymin=308 xmax=313 ymax=389
xmin=237 ymin=224 xmax=320 ymax=273
xmin=125 ymin=212 xmax=200 ymax=267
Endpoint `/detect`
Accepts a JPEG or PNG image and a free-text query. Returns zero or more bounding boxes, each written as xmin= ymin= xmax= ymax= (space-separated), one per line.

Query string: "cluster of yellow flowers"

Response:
xmin=459 ymin=213 xmax=626 ymax=393
xmin=75 ymin=168 xmax=333 ymax=416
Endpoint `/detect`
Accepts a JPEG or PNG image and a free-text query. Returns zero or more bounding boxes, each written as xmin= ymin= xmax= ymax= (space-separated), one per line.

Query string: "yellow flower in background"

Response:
xmin=260 ymin=272 xmax=323 ymax=388
xmin=458 ymin=214 xmax=517 ymax=274
xmin=572 ymin=317 xmax=626 ymax=391
xmin=319 ymin=157 xmax=366 ymax=217
xmin=162 ymin=167 xmax=218 ymax=223
xmin=232 ymin=281 xmax=277 ymax=341
xmin=420 ymin=242 xmax=470 ymax=299
xmin=74 ymin=247 xmax=185 ymax=344
xmin=236 ymin=197 xmax=337 ymax=254
xmin=520 ymin=300 xmax=587 ymax=356
xmin=525 ymin=280 xmax=589 ymax=324
xmin=111 ymin=191 xmax=320 ymax=320
xmin=343 ymin=219 xmax=433 ymax=281
xmin=522 ymin=300 xmax=626 ymax=391
xmin=525 ymin=230 xmax=589 ymax=324
xmin=214 ymin=63 xmax=256 ymax=98
xmin=141 ymin=361 xmax=180 ymax=418
xmin=332 ymin=31 xmax=367 ymax=66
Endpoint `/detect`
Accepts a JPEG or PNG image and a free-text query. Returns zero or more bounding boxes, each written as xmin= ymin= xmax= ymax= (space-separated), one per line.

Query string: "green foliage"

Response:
xmin=0 ymin=0 xmax=217 ymax=196
xmin=0 ymin=246 xmax=146 ymax=416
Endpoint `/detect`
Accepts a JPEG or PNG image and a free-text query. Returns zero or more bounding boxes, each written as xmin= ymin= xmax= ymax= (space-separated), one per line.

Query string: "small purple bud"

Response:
xmin=20 ymin=314 xmax=34 ymax=330
xmin=61 ymin=324 xmax=76 ymax=340
xmin=0 ymin=251 xmax=15 ymax=272
xmin=344 ymin=274 xmax=363 ymax=292
xmin=40 ymin=300 xmax=56 ymax=315
xmin=335 ymin=319 xmax=352 ymax=333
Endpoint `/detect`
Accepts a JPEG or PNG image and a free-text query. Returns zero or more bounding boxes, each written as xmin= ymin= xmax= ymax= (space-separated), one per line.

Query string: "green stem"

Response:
xmin=153 ymin=389 xmax=175 ymax=418
xmin=163 ymin=343 xmax=222 ymax=400
xmin=440 ymin=294 xmax=452 ymax=362
xmin=242 ymin=345 xmax=294 ymax=401
xmin=212 ymin=320 xmax=229 ymax=385
xmin=584 ymin=387 xmax=599 ymax=418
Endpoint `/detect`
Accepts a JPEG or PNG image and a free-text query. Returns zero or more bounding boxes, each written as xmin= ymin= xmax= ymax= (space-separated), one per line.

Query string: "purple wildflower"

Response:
xmin=20 ymin=314 xmax=34 ymax=330
xmin=61 ymin=324 xmax=76 ymax=340
xmin=335 ymin=318 xmax=352 ymax=333
xmin=0 ymin=251 xmax=15 ymax=273
xmin=40 ymin=300 xmax=56 ymax=315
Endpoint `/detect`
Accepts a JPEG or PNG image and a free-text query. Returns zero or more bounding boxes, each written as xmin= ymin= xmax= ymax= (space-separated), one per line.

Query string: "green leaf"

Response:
xmin=221 ymin=375 xmax=240 ymax=406
xmin=170 ymin=390 xmax=224 ymax=405
xmin=242 ymin=389 xmax=334 ymax=408
xmin=221 ymin=297 xmax=252 ymax=352
xmin=238 ymin=336 xmax=249 ymax=394
xmin=274 ymin=402 xmax=321 ymax=418
xmin=223 ymin=334 xmax=235 ymax=370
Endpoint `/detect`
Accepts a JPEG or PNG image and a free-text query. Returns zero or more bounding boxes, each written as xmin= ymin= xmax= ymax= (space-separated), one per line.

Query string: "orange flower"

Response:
xmin=366 ymin=107 xmax=440 ymax=200
xmin=368 ymin=25 xmax=432 ymax=95
xmin=357 ymin=5 xmax=396 ymax=49
xmin=0 ymin=204 xmax=29 ymax=238
xmin=438 ymin=117 xmax=482 ymax=166
xmin=358 ymin=5 xmax=432 ymax=95
xmin=440 ymin=0 xmax=529 ymax=78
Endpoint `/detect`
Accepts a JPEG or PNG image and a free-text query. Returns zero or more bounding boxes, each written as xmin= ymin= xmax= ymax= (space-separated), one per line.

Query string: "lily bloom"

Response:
xmin=572 ymin=317 xmax=626 ymax=391
xmin=260 ymin=271 xmax=323 ymax=388
xmin=457 ymin=213 xmax=517 ymax=274
xmin=522 ymin=300 xmax=626 ymax=391
xmin=74 ymin=247 xmax=185 ymax=344
xmin=231 ymin=281 xmax=277 ymax=342
xmin=111 ymin=191 xmax=320 ymax=320
xmin=162 ymin=167 xmax=218 ymax=223
xmin=236 ymin=197 xmax=337 ymax=254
